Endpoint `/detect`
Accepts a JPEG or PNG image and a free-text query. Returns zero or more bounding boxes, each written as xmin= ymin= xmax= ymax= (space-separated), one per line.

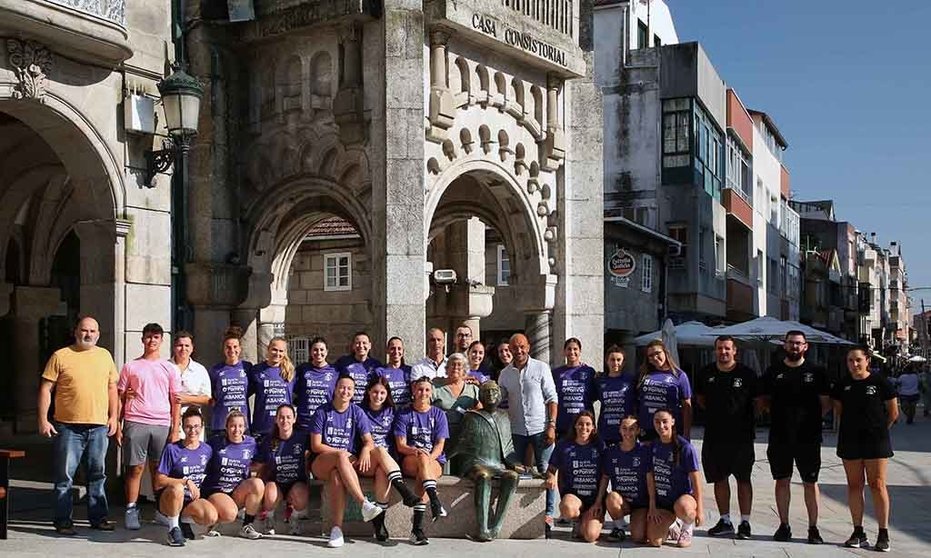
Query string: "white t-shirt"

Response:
xmin=411 ymin=356 xmax=448 ymax=381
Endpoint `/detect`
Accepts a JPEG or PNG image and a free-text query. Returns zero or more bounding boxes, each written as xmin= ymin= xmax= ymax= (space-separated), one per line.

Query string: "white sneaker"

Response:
xmin=205 ymin=525 xmax=222 ymax=537
xmin=239 ymin=523 xmax=263 ymax=540
xmin=288 ymin=515 xmax=301 ymax=536
xmin=361 ymin=500 xmax=384 ymax=522
xmin=154 ymin=510 xmax=170 ymax=526
xmin=327 ymin=526 xmax=344 ymax=548
xmin=125 ymin=506 xmax=141 ymax=530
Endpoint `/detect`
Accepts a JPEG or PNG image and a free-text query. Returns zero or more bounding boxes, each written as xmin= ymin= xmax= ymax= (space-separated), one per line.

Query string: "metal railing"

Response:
xmin=48 ymin=0 xmax=126 ymax=26
xmin=501 ymin=0 xmax=574 ymax=37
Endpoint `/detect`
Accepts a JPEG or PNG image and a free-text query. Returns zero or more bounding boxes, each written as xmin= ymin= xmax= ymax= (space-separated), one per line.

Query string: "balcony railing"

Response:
xmin=501 ymin=0 xmax=574 ymax=37
xmin=48 ymin=0 xmax=125 ymax=26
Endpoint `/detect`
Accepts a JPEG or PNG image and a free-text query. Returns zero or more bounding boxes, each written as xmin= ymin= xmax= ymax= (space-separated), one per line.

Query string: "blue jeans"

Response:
xmin=512 ymin=432 xmax=556 ymax=517
xmin=53 ymin=423 xmax=109 ymax=526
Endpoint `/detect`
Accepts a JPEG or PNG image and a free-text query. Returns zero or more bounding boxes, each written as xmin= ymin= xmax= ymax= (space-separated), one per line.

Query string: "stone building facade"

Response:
xmin=0 ymin=1 xmax=605 ymax=431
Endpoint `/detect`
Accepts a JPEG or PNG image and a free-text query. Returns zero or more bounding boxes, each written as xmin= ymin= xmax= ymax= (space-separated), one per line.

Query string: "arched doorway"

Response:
xmin=425 ymin=164 xmax=556 ymax=362
xmin=0 ymin=102 xmax=123 ymax=432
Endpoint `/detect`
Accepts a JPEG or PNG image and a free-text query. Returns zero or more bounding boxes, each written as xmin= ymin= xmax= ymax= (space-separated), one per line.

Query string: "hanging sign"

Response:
xmin=608 ymin=248 xmax=636 ymax=287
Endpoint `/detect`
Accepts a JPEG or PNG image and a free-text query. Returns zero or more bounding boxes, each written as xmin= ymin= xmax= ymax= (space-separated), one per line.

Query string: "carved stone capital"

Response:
xmin=429 ymin=25 xmax=454 ymax=47
xmin=6 ymin=39 xmax=53 ymax=102
xmin=338 ymin=20 xmax=361 ymax=44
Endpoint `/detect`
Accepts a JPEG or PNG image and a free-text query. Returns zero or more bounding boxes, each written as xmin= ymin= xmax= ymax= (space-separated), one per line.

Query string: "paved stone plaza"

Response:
xmin=5 ymin=417 xmax=929 ymax=557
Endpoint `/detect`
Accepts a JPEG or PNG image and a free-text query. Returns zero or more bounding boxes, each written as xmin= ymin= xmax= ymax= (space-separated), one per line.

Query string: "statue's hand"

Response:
xmin=512 ymin=464 xmax=527 ymax=474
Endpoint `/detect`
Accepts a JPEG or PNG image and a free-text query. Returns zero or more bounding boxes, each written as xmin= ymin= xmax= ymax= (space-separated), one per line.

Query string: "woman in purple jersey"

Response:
xmin=597 ymin=415 xmax=650 ymax=543
xmin=637 ymin=340 xmax=693 ymax=441
xmin=201 ymin=410 xmax=265 ymax=539
xmin=208 ymin=328 xmax=253 ymax=436
xmin=466 ymin=341 xmax=490 ymax=384
xmin=395 ymin=377 xmax=450 ymax=545
xmin=309 ymin=375 xmax=384 ymax=548
xmin=249 ymin=337 xmax=296 ymax=441
xmin=552 ymin=338 xmax=597 ymax=436
xmin=360 ymin=376 xmax=421 ymax=541
xmin=595 ymin=346 xmax=637 ymax=444
xmin=254 ymin=404 xmax=309 ymax=536
xmin=293 ymin=337 xmax=338 ymax=429
xmin=545 ymin=411 xmax=605 ymax=543
xmin=374 ymin=337 xmax=412 ymax=408
xmin=335 ymin=331 xmax=382 ymax=404
xmin=645 ymin=409 xmax=703 ymax=548
xmin=155 ymin=407 xmax=218 ymax=546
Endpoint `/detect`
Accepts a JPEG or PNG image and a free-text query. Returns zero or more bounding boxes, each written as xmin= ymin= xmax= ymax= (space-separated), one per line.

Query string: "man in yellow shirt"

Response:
xmin=38 ymin=315 xmax=119 ymax=535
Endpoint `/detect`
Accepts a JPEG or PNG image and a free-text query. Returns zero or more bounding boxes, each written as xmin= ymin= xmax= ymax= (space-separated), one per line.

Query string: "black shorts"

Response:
xmin=613 ymin=491 xmax=649 ymax=511
xmin=702 ymin=441 xmax=755 ymax=483
xmin=837 ymin=431 xmax=893 ymax=461
xmin=767 ymin=442 xmax=821 ymax=483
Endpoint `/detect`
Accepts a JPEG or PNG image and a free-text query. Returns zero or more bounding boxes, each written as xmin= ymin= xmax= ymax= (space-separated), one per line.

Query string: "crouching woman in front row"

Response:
xmin=545 ymin=411 xmax=605 ymax=542
xmin=646 ymin=409 xmax=703 ymax=548
xmin=200 ymin=409 xmax=266 ymax=539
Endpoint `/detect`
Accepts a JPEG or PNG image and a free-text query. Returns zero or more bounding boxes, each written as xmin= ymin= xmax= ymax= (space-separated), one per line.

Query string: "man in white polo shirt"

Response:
xmin=411 ymin=328 xmax=448 ymax=381
xmin=169 ymin=330 xmax=210 ymax=417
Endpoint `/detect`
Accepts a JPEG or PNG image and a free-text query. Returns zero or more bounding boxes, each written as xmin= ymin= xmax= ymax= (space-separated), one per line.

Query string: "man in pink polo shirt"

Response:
xmin=117 ymin=322 xmax=181 ymax=530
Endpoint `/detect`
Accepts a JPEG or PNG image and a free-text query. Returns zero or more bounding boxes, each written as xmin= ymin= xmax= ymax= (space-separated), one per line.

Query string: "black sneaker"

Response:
xmin=807 ymin=526 xmax=824 ymax=545
xmin=773 ymin=523 xmax=792 ymax=542
xmin=844 ymin=529 xmax=869 ymax=548
xmin=429 ymin=499 xmax=447 ymax=521
xmin=372 ymin=514 xmax=389 ymax=542
xmin=708 ymin=518 xmax=735 ymax=537
xmin=875 ymin=533 xmax=890 ymax=552
xmin=167 ymin=526 xmax=186 ymax=547
xmin=608 ymin=527 xmax=627 ymax=541
xmin=737 ymin=520 xmax=752 ymax=540
xmin=180 ymin=522 xmax=196 ymax=541
xmin=409 ymin=529 xmax=429 ymax=545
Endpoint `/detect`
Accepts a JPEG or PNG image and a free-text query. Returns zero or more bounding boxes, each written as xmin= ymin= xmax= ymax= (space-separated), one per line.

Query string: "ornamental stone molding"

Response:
xmin=48 ymin=0 xmax=126 ymax=26
xmin=6 ymin=39 xmax=53 ymax=102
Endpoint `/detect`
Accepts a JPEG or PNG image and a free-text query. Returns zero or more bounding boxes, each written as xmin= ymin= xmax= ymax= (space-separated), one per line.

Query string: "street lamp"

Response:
xmin=144 ymin=66 xmax=204 ymax=188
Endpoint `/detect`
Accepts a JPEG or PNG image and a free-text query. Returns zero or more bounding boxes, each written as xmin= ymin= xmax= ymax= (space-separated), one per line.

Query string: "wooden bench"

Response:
xmin=0 ymin=449 xmax=26 ymax=540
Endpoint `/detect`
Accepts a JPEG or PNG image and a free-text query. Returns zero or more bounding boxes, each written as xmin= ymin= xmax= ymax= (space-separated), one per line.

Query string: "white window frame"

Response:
xmin=496 ymin=244 xmax=510 ymax=286
xmin=324 ymin=252 xmax=352 ymax=291
xmin=641 ymin=254 xmax=654 ymax=293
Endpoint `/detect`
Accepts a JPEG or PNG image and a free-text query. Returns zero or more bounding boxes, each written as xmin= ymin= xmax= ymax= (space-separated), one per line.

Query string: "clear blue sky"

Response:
xmin=668 ymin=0 xmax=931 ymax=308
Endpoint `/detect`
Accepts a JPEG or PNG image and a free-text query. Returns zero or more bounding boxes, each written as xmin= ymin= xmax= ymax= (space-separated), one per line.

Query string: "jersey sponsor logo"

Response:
xmin=733 ymin=378 xmax=743 ymax=388
xmin=632 ymin=456 xmax=640 ymax=467
xmin=242 ymin=449 xmax=252 ymax=460
xmin=200 ymin=454 xmax=209 ymax=465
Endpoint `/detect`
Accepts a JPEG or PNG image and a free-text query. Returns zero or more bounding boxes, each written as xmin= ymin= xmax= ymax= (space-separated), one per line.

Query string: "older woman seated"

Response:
xmin=431 ymin=352 xmax=481 ymax=456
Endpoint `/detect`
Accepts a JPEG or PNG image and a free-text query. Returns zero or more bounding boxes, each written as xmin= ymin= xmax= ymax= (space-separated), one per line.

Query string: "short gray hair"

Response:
xmin=448 ymin=352 xmax=467 ymax=368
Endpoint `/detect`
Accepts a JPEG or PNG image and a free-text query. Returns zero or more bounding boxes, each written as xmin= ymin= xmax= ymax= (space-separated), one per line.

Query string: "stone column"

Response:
xmin=427 ymin=26 xmax=455 ymax=140
xmin=233 ymin=308 xmax=259 ymax=364
xmin=542 ymin=73 xmax=566 ymax=169
xmin=371 ymin=1 xmax=428 ymax=358
xmin=73 ymin=219 xmax=121 ymax=356
xmin=524 ymin=309 xmax=553 ymax=366
xmin=334 ymin=22 xmax=366 ymax=144
xmin=11 ymin=286 xmax=64 ymax=432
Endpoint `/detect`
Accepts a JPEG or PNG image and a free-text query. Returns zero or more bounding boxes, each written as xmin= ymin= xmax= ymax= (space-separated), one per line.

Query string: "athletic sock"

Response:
xmin=127 ymin=502 xmax=137 ymax=509
xmin=878 ymin=528 xmax=889 ymax=537
xmin=682 ymin=520 xmax=694 ymax=531
xmin=412 ymin=504 xmax=426 ymax=531
xmin=167 ymin=515 xmax=180 ymax=529
xmin=422 ymin=479 xmax=437 ymax=495
xmin=377 ymin=501 xmax=389 ymax=510
xmin=740 ymin=514 xmax=750 ymax=523
xmin=720 ymin=513 xmax=731 ymax=524
xmin=243 ymin=513 xmax=255 ymax=526
xmin=387 ymin=470 xmax=403 ymax=483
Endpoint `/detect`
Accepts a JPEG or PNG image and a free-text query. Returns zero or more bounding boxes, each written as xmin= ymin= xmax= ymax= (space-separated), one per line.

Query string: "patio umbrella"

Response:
xmin=634 ymin=321 xmax=718 ymax=347
xmin=661 ymin=318 xmax=681 ymax=368
xmin=709 ymin=316 xmax=853 ymax=345
xmin=908 ymin=355 xmax=927 ymax=363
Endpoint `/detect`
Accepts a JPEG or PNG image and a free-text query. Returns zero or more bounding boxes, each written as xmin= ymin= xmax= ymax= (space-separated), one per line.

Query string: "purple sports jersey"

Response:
xmin=293 ymin=364 xmax=338 ymax=429
xmin=467 ymin=369 xmax=490 ymax=384
xmin=255 ymin=429 xmax=309 ymax=484
xmin=157 ymin=441 xmax=213 ymax=499
xmin=363 ymin=406 xmax=395 ymax=449
xmin=595 ymin=374 xmax=637 ymax=443
xmin=393 ymin=406 xmax=449 ymax=464
xmin=310 ymin=402 xmax=371 ymax=455
xmin=249 ymin=363 xmax=295 ymax=435
xmin=601 ymin=442 xmax=650 ymax=508
xmin=375 ymin=366 xmax=412 ymax=408
xmin=548 ymin=439 xmax=604 ymax=498
xmin=650 ymin=435 xmax=699 ymax=507
xmin=552 ymin=365 xmax=596 ymax=432
xmin=209 ymin=361 xmax=252 ymax=432
xmin=637 ymin=370 xmax=692 ymax=436
xmin=201 ymin=435 xmax=258 ymax=494
xmin=335 ymin=355 xmax=382 ymax=404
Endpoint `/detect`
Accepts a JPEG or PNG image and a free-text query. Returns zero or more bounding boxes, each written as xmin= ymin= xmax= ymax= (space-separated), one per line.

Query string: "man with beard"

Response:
xmin=761 ymin=331 xmax=831 ymax=544
xmin=38 ymin=316 xmax=120 ymax=535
